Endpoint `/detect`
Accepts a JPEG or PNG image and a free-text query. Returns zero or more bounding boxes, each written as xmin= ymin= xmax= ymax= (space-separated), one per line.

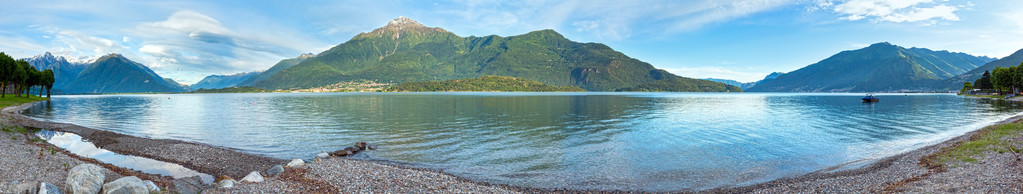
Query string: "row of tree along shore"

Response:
xmin=962 ymin=62 xmax=1023 ymax=95
xmin=0 ymin=52 xmax=55 ymax=98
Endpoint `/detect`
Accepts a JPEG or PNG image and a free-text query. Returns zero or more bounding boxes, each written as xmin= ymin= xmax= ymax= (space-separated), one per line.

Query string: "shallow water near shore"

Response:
xmin=34 ymin=130 xmax=214 ymax=183
xmin=21 ymin=93 xmax=1023 ymax=191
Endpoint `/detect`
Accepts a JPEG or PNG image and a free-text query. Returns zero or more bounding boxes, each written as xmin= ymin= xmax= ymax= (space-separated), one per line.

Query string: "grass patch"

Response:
xmin=0 ymin=95 xmax=49 ymax=109
xmin=930 ymin=122 xmax=1023 ymax=166
xmin=963 ymin=94 xmax=1008 ymax=99
xmin=2 ymin=126 xmax=37 ymax=134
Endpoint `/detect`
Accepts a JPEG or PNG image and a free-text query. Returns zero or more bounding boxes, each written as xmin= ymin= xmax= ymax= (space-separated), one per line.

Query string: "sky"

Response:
xmin=1 ymin=0 xmax=1021 ymax=84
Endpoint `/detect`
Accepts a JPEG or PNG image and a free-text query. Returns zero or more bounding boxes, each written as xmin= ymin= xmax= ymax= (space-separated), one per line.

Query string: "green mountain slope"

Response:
xmin=253 ymin=17 xmax=727 ymax=92
xmin=939 ymin=48 xmax=1023 ymax=90
xmin=191 ymin=72 xmax=258 ymax=90
xmin=62 ymin=54 xmax=187 ymax=93
xmin=237 ymin=53 xmax=315 ymax=86
xmin=386 ymin=76 xmax=585 ymax=92
xmin=747 ymin=42 xmax=993 ymax=92
xmin=618 ymin=77 xmax=742 ymax=92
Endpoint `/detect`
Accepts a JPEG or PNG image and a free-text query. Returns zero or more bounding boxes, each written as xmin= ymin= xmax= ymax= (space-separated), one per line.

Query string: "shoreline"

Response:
xmin=2 ymin=101 xmax=522 ymax=193
xmin=4 ymin=97 xmax=1023 ymax=192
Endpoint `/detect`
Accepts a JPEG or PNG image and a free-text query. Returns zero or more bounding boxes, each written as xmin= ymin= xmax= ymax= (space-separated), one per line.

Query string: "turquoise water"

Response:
xmin=21 ymin=93 xmax=1023 ymax=191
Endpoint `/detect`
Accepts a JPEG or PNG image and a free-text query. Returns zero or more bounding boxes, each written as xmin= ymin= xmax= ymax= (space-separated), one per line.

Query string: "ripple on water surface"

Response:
xmin=20 ymin=93 xmax=1023 ymax=191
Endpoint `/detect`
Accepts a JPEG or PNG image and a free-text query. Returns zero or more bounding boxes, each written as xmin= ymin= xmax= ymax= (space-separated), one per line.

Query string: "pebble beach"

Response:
xmin=2 ymin=99 xmax=1023 ymax=193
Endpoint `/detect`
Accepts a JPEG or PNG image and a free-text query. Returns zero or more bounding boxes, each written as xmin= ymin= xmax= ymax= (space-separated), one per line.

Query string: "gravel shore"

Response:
xmin=4 ymin=99 xmax=1023 ymax=193
xmin=720 ymin=114 xmax=1023 ymax=193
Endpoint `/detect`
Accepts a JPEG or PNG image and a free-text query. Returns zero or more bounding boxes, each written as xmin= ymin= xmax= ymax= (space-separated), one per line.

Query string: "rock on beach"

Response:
xmin=240 ymin=171 xmax=264 ymax=183
xmin=267 ymin=165 xmax=284 ymax=176
xmin=12 ymin=181 xmax=39 ymax=194
xmin=173 ymin=175 xmax=207 ymax=194
xmin=286 ymin=159 xmax=305 ymax=167
xmin=142 ymin=180 xmax=159 ymax=192
xmin=66 ymin=164 xmax=105 ymax=194
xmin=102 ymin=176 xmax=147 ymax=194
xmin=39 ymin=182 xmax=61 ymax=194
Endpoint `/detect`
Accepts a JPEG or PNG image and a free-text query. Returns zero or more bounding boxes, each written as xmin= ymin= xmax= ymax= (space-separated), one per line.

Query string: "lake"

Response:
xmin=20 ymin=93 xmax=1023 ymax=191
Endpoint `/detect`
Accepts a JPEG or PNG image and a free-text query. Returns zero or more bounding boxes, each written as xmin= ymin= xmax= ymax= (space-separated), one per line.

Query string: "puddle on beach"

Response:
xmin=35 ymin=130 xmax=214 ymax=184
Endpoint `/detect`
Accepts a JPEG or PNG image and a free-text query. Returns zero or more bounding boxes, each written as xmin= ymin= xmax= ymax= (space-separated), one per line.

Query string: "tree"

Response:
xmin=43 ymin=69 xmax=54 ymax=98
xmin=0 ymin=53 xmax=13 ymax=98
xmin=11 ymin=60 xmax=27 ymax=97
xmin=975 ymin=70 xmax=993 ymax=90
xmin=991 ymin=67 xmax=1006 ymax=94
xmin=961 ymin=81 xmax=972 ymax=94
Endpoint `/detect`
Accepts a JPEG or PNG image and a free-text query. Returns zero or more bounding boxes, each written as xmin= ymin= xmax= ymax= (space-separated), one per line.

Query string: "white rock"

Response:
xmin=39 ymin=182 xmax=61 ymax=194
xmin=316 ymin=152 xmax=330 ymax=158
xmin=66 ymin=164 xmax=104 ymax=194
xmin=142 ymin=180 xmax=160 ymax=191
xmin=239 ymin=171 xmax=264 ymax=183
xmin=102 ymin=176 xmax=147 ymax=194
xmin=217 ymin=179 xmax=234 ymax=188
xmin=286 ymin=159 xmax=305 ymax=167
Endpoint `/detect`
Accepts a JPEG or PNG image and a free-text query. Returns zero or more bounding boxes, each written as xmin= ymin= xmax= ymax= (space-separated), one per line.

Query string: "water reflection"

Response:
xmin=35 ymin=130 xmax=213 ymax=183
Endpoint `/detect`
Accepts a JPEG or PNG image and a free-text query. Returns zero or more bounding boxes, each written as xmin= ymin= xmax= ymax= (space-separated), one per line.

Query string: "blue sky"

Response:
xmin=1 ymin=0 xmax=1021 ymax=84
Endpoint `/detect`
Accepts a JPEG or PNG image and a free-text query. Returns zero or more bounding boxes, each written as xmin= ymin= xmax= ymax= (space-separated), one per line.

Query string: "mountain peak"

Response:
xmin=387 ymin=16 xmax=422 ymax=27
xmin=357 ymin=16 xmax=449 ymax=39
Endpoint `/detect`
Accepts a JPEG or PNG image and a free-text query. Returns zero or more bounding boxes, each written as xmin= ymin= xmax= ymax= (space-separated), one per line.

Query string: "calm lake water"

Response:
xmin=21 ymin=93 xmax=1023 ymax=191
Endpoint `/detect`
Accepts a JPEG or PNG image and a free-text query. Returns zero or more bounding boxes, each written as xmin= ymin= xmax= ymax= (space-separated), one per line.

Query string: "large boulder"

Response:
xmin=266 ymin=165 xmax=284 ymax=176
xmin=102 ymin=176 xmax=147 ymax=194
xmin=173 ymin=176 xmax=206 ymax=194
xmin=39 ymin=182 xmax=61 ymax=194
xmin=239 ymin=171 xmax=264 ymax=183
xmin=66 ymin=164 xmax=105 ymax=194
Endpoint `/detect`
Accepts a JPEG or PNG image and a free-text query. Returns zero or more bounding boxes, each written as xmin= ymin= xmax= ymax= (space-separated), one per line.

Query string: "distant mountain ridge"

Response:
xmin=250 ymin=17 xmax=735 ymax=92
xmin=192 ymin=72 xmax=258 ymax=90
xmin=703 ymin=72 xmax=784 ymax=90
xmin=61 ymin=54 xmax=187 ymax=93
xmin=23 ymin=52 xmax=90 ymax=92
xmin=938 ymin=48 xmax=1023 ymax=90
xmin=236 ymin=53 xmax=315 ymax=87
xmin=747 ymin=42 xmax=994 ymax=92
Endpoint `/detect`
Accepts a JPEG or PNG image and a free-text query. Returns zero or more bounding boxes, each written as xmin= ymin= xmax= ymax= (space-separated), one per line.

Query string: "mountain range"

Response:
xmin=23 ymin=52 xmax=90 ymax=92
xmin=191 ymin=72 xmax=258 ymax=90
xmin=249 ymin=17 xmax=725 ymax=92
xmin=747 ymin=42 xmax=995 ymax=92
xmin=61 ymin=54 xmax=187 ymax=93
xmin=703 ymin=72 xmax=784 ymax=90
xmin=18 ymin=17 xmax=1023 ymax=94
xmin=938 ymin=48 xmax=1023 ymax=90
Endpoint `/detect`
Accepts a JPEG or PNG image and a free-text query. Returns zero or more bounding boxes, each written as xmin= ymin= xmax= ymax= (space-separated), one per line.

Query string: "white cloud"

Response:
xmin=0 ymin=35 xmax=48 ymax=58
xmin=820 ymin=0 xmax=962 ymax=23
xmin=127 ymin=10 xmax=331 ymax=83
xmin=55 ymin=31 xmax=126 ymax=54
xmin=428 ymin=0 xmax=791 ymax=41
xmin=665 ymin=66 xmax=771 ymax=83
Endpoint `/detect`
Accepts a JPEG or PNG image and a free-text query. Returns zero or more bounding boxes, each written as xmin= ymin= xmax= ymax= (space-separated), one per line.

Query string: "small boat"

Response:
xmin=862 ymin=93 xmax=879 ymax=102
